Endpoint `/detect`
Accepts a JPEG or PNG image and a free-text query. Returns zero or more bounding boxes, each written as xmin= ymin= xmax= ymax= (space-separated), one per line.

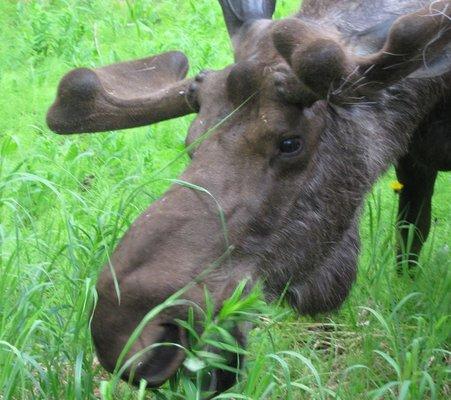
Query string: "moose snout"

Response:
xmin=91 ymin=301 xmax=190 ymax=388
xmin=90 ymin=171 xmax=255 ymax=388
xmin=91 ymin=283 xmax=246 ymax=390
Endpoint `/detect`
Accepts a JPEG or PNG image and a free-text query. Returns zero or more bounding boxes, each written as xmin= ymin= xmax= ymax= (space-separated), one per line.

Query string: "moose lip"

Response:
xmin=127 ymin=323 xmax=188 ymax=387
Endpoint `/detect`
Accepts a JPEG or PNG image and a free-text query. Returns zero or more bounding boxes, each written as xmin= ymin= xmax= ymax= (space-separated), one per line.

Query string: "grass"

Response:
xmin=0 ymin=0 xmax=449 ymax=399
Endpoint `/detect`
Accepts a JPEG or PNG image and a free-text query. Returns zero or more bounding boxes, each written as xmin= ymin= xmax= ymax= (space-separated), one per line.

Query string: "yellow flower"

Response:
xmin=390 ymin=180 xmax=404 ymax=192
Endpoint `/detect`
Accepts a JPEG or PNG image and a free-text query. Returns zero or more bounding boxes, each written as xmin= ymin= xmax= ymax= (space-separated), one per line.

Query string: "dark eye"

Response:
xmin=279 ymin=137 xmax=302 ymax=155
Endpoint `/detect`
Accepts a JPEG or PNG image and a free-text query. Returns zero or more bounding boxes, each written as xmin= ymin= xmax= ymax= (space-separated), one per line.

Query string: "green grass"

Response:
xmin=0 ymin=0 xmax=449 ymax=399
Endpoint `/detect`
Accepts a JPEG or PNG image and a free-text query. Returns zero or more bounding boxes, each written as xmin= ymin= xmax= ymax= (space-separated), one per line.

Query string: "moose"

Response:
xmin=47 ymin=0 xmax=451 ymax=394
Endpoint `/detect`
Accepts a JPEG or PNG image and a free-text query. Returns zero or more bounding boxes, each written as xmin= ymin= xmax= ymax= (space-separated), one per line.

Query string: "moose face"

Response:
xmin=90 ymin=58 xmax=332 ymax=389
xmin=47 ymin=0 xmax=451 ymax=392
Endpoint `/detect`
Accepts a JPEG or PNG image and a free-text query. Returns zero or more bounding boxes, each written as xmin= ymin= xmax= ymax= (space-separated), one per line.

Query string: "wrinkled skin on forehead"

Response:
xmin=47 ymin=0 xmax=451 ymax=394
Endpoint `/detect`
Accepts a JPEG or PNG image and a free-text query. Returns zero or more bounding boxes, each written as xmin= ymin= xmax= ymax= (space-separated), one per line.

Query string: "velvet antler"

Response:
xmin=47 ymin=51 xmax=196 ymax=134
xmin=272 ymin=1 xmax=451 ymax=100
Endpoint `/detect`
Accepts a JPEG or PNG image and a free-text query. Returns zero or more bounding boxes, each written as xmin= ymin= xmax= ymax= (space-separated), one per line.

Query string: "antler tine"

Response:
xmin=272 ymin=18 xmax=352 ymax=98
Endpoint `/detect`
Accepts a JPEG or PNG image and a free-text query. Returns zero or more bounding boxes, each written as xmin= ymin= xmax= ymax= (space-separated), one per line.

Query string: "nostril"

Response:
xmin=130 ymin=323 xmax=187 ymax=387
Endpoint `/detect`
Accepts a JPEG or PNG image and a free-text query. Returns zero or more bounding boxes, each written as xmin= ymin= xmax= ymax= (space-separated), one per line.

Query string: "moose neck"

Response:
xmin=257 ymin=79 xmax=442 ymax=314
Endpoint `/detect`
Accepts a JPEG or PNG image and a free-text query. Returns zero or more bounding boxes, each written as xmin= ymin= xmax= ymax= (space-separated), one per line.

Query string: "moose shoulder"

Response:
xmin=46 ymin=0 xmax=451 ymax=394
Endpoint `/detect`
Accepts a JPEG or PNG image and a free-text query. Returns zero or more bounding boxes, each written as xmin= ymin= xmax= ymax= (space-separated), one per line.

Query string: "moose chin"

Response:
xmin=46 ymin=0 xmax=451 ymax=395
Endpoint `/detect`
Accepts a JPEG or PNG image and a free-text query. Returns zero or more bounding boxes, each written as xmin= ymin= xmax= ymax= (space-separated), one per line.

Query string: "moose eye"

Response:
xmin=279 ymin=137 xmax=302 ymax=155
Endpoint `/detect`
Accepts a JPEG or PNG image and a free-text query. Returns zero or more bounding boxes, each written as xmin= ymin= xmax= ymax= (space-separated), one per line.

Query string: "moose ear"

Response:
xmin=273 ymin=1 xmax=451 ymax=100
xmin=219 ymin=0 xmax=276 ymax=37
xmin=47 ymin=51 xmax=196 ymax=134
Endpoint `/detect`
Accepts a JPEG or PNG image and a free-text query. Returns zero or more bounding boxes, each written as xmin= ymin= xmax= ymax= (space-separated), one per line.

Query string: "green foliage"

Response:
xmin=0 ymin=1 xmax=449 ymax=399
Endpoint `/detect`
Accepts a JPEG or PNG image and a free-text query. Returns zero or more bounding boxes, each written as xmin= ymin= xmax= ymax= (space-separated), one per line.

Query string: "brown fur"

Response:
xmin=47 ymin=0 xmax=451 ymax=393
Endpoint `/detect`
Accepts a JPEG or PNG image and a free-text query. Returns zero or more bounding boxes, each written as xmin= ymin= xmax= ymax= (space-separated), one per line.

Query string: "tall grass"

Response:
xmin=0 ymin=1 xmax=449 ymax=399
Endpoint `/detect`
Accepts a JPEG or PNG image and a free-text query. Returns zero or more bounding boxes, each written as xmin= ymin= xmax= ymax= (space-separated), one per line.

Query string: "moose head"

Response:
xmin=47 ymin=0 xmax=451 ymax=393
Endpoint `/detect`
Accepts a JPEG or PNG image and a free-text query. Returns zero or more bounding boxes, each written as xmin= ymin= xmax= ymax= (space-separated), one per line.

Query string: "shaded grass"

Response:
xmin=0 ymin=0 xmax=449 ymax=399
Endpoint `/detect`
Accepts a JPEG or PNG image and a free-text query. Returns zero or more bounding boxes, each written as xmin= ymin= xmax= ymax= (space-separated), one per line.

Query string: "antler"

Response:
xmin=272 ymin=1 xmax=451 ymax=100
xmin=47 ymin=1 xmax=280 ymax=135
xmin=47 ymin=51 xmax=196 ymax=134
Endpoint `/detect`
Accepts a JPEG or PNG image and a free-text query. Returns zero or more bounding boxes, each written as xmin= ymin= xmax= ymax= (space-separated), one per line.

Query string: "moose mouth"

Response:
xmin=134 ymin=323 xmax=186 ymax=386
xmin=115 ymin=323 xmax=188 ymax=388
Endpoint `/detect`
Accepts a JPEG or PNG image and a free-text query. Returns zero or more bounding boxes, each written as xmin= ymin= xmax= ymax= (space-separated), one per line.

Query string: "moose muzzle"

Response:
xmin=90 ymin=158 xmax=256 ymax=388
